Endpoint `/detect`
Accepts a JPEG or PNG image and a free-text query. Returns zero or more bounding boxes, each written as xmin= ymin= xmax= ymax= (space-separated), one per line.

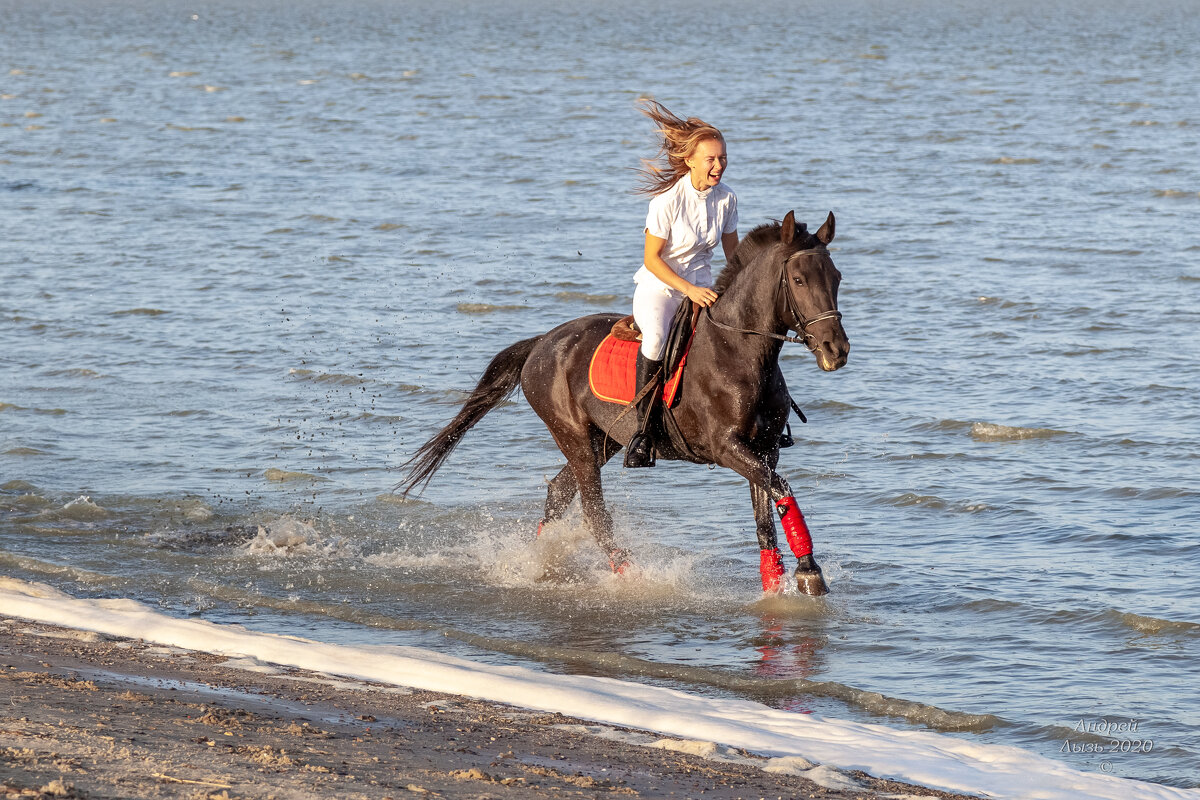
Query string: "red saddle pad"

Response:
xmin=588 ymin=335 xmax=687 ymax=406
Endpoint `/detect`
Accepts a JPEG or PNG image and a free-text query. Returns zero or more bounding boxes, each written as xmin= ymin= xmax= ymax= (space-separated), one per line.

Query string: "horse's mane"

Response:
xmin=714 ymin=220 xmax=808 ymax=293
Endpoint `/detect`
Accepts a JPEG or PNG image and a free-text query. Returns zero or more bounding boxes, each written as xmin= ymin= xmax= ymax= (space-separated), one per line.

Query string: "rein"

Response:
xmin=704 ymin=247 xmax=842 ymax=350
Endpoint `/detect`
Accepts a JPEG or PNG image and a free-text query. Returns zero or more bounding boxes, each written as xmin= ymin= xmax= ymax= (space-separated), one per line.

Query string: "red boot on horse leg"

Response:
xmin=759 ymin=548 xmax=786 ymax=593
xmin=775 ymin=494 xmax=827 ymax=596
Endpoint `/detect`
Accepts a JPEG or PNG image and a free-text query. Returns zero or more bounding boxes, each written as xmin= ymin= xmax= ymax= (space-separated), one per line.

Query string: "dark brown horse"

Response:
xmin=399 ymin=211 xmax=849 ymax=595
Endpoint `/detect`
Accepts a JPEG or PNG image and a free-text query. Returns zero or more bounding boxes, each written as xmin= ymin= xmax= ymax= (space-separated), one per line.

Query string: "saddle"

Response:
xmin=587 ymin=302 xmax=699 ymax=407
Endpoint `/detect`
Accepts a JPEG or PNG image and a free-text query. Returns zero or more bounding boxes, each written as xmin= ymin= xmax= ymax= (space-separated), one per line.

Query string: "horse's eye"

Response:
xmin=793 ymin=277 xmax=805 ymax=286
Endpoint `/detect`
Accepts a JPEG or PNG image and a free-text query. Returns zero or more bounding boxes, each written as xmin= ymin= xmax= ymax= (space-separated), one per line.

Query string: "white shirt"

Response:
xmin=634 ymin=174 xmax=738 ymax=296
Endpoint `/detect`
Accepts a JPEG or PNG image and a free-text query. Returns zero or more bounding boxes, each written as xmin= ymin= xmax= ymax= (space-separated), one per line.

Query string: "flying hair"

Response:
xmin=635 ymin=98 xmax=725 ymax=196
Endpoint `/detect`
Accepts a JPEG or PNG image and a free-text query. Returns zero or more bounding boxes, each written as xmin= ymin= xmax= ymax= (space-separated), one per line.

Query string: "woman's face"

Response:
xmin=685 ymin=138 xmax=728 ymax=191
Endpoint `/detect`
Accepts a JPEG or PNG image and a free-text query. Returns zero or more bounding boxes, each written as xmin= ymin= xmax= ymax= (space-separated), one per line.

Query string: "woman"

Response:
xmin=625 ymin=100 xmax=738 ymax=468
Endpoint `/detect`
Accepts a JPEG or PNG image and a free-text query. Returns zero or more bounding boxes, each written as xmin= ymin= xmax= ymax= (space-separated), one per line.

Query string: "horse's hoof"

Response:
xmin=608 ymin=547 xmax=634 ymax=576
xmin=795 ymin=568 xmax=829 ymax=596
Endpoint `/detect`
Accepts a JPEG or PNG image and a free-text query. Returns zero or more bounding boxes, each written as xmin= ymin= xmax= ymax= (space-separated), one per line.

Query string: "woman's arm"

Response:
xmin=721 ymin=230 xmax=739 ymax=263
xmin=643 ymin=231 xmax=719 ymax=307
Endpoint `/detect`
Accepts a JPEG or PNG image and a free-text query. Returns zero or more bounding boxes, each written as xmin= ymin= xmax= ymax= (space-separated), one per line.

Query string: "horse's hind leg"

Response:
xmin=563 ymin=429 xmax=627 ymax=573
xmin=538 ymin=433 xmax=621 ymax=535
xmin=537 ymin=466 xmax=577 ymax=538
xmin=750 ymin=482 xmax=785 ymax=593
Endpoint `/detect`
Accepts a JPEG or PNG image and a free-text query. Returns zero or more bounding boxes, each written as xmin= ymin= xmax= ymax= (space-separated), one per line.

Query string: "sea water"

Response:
xmin=2 ymin=0 xmax=1198 ymax=788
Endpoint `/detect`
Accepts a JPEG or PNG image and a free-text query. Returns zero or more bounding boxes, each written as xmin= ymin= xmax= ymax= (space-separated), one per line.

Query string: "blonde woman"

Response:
xmin=625 ymin=100 xmax=738 ymax=468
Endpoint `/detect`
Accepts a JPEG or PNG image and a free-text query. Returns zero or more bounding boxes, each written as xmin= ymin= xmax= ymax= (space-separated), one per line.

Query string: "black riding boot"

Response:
xmin=624 ymin=353 xmax=662 ymax=468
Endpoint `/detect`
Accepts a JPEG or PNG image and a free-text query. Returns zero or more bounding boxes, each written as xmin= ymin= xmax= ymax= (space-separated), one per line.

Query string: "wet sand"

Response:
xmin=0 ymin=616 xmax=981 ymax=800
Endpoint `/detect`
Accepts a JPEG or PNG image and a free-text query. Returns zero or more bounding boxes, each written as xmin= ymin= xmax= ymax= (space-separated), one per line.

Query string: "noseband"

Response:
xmin=704 ymin=247 xmax=842 ymax=351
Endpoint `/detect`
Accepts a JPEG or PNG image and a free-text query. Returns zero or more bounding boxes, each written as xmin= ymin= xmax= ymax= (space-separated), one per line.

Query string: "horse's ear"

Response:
xmin=781 ymin=210 xmax=796 ymax=245
xmin=816 ymin=211 xmax=835 ymax=244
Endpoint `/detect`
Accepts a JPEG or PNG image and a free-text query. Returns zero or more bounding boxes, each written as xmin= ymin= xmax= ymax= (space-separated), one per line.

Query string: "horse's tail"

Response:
xmin=395 ymin=335 xmax=542 ymax=497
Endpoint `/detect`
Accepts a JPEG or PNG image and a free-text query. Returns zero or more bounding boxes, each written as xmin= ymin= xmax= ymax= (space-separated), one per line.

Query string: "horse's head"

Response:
xmin=779 ymin=210 xmax=849 ymax=372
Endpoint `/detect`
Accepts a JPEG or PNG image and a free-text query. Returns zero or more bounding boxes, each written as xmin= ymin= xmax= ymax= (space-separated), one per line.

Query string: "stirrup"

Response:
xmin=778 ymin=422 xmax=795 ymax=449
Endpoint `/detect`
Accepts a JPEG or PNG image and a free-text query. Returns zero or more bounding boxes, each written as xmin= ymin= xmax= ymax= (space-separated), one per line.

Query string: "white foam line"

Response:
xmin=1 ymin=577 xmax=1194 ymax=800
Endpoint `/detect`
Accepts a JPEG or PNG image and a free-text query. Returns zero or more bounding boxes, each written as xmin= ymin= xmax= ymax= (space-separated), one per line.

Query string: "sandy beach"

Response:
xmin=0 ymin=616 xmax=982 ymax=800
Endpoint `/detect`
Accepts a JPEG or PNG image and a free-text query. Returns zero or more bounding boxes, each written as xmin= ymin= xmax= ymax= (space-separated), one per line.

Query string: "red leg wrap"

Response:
xmin=760 ymin=548 xmax=785 ymax=593
xmin=775 ymin=496 xmax=813 ymax=558
xmin=536 ymin=519 xmax=546 ymax=539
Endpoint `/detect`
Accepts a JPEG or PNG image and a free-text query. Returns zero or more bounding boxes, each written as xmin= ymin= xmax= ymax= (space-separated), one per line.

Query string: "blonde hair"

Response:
xmin=635 ymin=99 xmax=726 ymax=196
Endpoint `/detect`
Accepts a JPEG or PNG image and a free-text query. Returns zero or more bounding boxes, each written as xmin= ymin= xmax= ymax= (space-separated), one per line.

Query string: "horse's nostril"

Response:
xmin=822 ymin=339 xmax=849 ymax=363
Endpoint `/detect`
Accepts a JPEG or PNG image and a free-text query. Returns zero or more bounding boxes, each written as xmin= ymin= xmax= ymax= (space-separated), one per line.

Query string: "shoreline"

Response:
xmin=1 ymin=615 xmax=978 ymax=800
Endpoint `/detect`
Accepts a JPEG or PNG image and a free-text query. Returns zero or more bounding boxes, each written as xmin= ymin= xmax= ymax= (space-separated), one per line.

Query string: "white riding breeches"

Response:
xmin=632 ymin=283 xmax=684 ymax=361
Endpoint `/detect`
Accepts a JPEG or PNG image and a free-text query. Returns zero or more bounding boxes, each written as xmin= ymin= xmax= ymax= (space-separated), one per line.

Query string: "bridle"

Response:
xmin=703 ymin=246 xmax=843 ymax=352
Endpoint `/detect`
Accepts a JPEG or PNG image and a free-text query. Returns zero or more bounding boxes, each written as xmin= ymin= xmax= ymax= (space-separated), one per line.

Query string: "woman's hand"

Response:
xmin=686 ymin=284 xmax=719 ymax=307
xmin=644 ymin=231 xmax=718 ymax=307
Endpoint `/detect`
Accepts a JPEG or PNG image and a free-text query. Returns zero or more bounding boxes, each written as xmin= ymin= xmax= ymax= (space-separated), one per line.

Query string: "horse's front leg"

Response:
xmin=750 ymin=482 xmax=785 ymax=593
xmin=771 ymin=476 xmax=828 ymax=596
xmin=723 ymin=442 xmax=828 ymax=596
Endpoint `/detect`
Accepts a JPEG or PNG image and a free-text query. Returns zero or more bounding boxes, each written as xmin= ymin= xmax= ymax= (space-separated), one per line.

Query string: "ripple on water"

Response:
xmin=1099 ymin=485 xmax=1198 ymax=502
xmin=977 ymin=601 xmax=1200 ymax=641
xmin=456 ymin=302 xmax=529 ymax=314
xmin=0 ymin=403 xmax=68 ymax=416
xmin=867 ymin=492 xmax=991 ymax=514
xmin=286 ymin=369 xmax=369 ymax=385
xmin=350 ymin=411 xmax=404 ymax=425
xmin=0 ymin=491 xmax=54 ymax=511
xmin=42 ymin=368 xmax=106 ymax=379
xmin=1110 ymin=609 xmax=1200 ymax=638
xmin=35 ymin=496 xmax=108 ymax=522
xmin=969 ymin=422 xmax=1072 ymax=441
xmin=551 ymin=291 xmax=621 ymax=304
xmin=1154 ymin=189 xmax=1200 ymax=199
xmin=262 ymin=468 xmax=327 ymax=483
